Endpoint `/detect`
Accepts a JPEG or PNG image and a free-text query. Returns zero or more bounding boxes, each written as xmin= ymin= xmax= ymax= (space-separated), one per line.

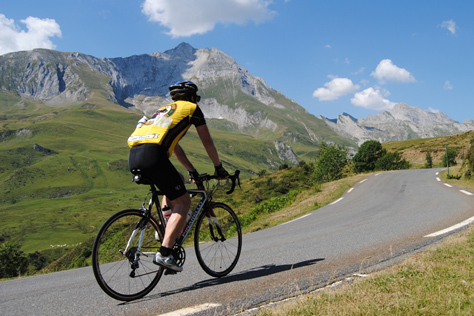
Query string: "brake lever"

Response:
xmin=226 ymin=170 xmax=241 ymax=194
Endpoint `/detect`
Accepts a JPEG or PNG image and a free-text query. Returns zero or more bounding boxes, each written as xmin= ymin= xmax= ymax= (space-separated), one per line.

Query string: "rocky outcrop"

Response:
xmin=320 ymin=103 xmax=474 ymax=145
xmin=33 ymin=143 xmax=57 ymax=155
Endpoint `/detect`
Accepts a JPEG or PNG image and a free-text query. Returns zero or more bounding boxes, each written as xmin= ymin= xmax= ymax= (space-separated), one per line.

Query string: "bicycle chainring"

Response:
xmin=172 ymin=246 xmax=186 ymax=267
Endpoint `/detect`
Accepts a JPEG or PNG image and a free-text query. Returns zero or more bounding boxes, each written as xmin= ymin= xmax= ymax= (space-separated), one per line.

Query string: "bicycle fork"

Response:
xmin=206 ymin=203 xmax=226 ymax=242
xmin=121 ymin=216 xmax=150 ymax=277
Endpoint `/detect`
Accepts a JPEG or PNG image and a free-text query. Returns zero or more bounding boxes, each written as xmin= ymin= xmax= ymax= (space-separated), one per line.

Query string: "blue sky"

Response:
xmin=1 ymin=0 xmax=473 ymax=122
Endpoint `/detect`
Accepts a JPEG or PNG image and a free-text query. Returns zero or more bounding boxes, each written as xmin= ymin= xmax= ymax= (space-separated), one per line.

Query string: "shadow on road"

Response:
xmin=123 ymin=257 xmax=324 ymax=304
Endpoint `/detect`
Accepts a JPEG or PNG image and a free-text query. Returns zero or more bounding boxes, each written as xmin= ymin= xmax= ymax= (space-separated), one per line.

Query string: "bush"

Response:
xmin=442 ymin=147 xmax=458 ymax=167
xmin=0 ymin=242 xmax=28 ymax=278
xmin=425 ymin=151 xmax=433 ymax=169
xmin=375 ymin=152 xmax=411 ymax=171
xmin=464 ymin=169 xmax=471 ymax=180
xmin=314 ymin=141 xmax=348 ymax=182
xmin=240 ymin=189 xmax=301 ymax=227
xmin=257 ymin=169 xmax=267 ymax=177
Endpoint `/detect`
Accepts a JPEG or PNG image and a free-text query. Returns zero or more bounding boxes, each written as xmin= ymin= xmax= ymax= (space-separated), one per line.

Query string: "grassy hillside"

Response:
xmin=0 ymin=89 xmax=317 ymax=256
xmin=2 ymin=85 xmax=472 ymax=277
xmin=382 ymin=130 xmax=474 ymax=168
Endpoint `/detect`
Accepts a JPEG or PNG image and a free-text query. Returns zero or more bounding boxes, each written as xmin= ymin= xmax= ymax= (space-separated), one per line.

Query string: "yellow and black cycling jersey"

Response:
xmin=127 ymin=100 xmax=206 ymax=157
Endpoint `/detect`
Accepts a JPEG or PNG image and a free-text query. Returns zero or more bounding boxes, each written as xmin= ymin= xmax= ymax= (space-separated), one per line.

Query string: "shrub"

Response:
xmin=0 ymin=242 xmax=28 ymax=278
xmin=442 ymin=147 xmax=458 ymax=167
xmin=375 ymin=152 xmax=411 ymax=171
xmin=240 ymin=189 xmax=301 ymax=227
xmin=425 ymin=151 xmax=433 ymax=169
xmin=314 ymin=141 xmax=348 ymax=182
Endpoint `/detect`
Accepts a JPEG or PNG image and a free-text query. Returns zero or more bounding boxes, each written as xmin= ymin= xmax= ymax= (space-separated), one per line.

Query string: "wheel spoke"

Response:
xmin=194 ymin=203 xmax=242 ymax=277
xmin=92 ymin=209 xmax=164 ymax=301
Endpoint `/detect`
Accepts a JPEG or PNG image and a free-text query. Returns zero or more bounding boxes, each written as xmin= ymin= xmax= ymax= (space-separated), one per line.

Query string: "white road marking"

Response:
xmin=460 ymin=190 xmax=474 ymax=196
xmin=359 ymin=179 xmax=368 ymax=184
xmin=443 ymin=183 xmax=453 ymax=188
xmin=436 ymin=177 xmax=441 ymax=182
xmin=330 ymin=197 xmax=344 ymax=205
xmin=424 ymin=216 xmax=474 ymax=237
xmin=158 ymin=303 xmax=221 ymax=316
xmin=347 ymin=188 xmax=354 ymax=193
xmin=436 ymin=172 xmax=439 ymax=176
xmin=280 ymin=214 xmax=312 ymax=226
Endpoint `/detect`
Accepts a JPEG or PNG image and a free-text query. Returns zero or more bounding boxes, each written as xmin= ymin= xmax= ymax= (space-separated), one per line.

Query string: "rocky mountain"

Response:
xmin=0 ymin=43 xmax=353 ymax=164
xmin=2 ymin=42 xmax=472 ymax=157
xmin=319 ymin=103 xmax=474 ymax=146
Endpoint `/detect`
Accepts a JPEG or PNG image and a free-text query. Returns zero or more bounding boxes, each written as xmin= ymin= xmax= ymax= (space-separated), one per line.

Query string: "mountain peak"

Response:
xmin=341 ymin=112 xmax=358 ymax=122
xmin=162 ymin=42 xmax=196 ymax=59
xmin=387 ymin=102 xmax=456 ymax=125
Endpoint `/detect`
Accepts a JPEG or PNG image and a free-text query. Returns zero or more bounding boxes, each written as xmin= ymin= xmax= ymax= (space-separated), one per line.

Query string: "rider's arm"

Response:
xmin=173 ymin=144 xmax=196 ymax=172
xmin=195 ymin=124 xmax=221 ymax=168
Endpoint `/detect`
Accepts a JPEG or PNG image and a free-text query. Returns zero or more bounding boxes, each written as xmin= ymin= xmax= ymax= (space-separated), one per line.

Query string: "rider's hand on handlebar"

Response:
xmin=214 ymin=163 xmax=229 ymax=180
xmin=188 ymin=169 xmax=200 ymax=183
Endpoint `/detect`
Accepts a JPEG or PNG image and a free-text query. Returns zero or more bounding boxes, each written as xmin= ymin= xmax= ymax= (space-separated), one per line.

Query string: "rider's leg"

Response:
xmin=154 ymin=192 xmax=190 ymax=272
xmin=161 ymin=192 xmax=191 ymax=248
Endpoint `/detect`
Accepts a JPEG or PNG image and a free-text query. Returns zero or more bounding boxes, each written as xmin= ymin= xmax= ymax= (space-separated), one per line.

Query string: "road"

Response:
xmin=1 ymin=169 xmax=473 ymax=315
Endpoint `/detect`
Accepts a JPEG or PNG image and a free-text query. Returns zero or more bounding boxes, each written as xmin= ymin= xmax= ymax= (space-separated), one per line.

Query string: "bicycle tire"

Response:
xmin=92 ymin=209 xmax=164 ymax=301
xmin=194 ymin=202 xmax=242 ymax=277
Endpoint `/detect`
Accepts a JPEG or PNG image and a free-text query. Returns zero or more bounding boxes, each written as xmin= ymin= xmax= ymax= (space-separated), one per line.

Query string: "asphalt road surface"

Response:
xmin=1 ymin=169 xmax=473 ymax=316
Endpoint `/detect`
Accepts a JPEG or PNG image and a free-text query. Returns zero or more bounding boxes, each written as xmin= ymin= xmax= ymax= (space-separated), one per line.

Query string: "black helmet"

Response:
xmin=169 ymin=80 xmax=200 ymax=102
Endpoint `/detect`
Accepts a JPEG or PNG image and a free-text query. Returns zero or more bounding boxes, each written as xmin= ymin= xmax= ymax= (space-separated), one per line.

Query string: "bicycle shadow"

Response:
xmin=124 ymin=257 xmax=324 ymax=304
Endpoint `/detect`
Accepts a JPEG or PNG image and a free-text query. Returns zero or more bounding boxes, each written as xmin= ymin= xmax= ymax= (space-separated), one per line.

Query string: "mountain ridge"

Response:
xmin=319 ymin=102 xmax=474 ymax=145
xmin=0 ymin=42 xmax=354 ymax=165
xmin=1 ymin=42 xmax=473 ymax=152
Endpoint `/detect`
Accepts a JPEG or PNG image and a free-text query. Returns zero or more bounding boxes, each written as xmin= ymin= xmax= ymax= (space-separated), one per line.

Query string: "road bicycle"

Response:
xmin=91 ymin=169 xmax=242 ymax=301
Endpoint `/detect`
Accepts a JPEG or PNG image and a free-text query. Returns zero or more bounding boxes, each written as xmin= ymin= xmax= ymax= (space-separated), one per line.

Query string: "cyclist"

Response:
xmin=127 ymin=80 xmax=229 ymax=272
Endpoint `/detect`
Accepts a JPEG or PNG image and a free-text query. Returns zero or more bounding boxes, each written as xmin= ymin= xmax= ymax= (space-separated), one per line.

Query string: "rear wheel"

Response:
xmin=92 ymin=209 xmax=163 ymax=301
xmin=194 ymin=202 xmax=242 ymax=277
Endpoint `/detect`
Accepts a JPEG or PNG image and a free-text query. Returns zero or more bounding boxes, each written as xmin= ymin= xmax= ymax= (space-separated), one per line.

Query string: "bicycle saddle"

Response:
xmin=130 ymin=169 xmax=152 ymax=185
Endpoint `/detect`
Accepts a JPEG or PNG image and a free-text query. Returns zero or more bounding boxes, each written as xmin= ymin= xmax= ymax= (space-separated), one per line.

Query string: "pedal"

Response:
xmin=164 ymin=269 xmax=177 ymax=275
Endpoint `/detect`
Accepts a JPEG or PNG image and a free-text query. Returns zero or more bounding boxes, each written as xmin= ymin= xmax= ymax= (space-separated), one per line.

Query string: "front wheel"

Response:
xmin=194 ymin=202 xmax=242 ymax=277
xmin=92 ymin=209 xmax=164 ymax=301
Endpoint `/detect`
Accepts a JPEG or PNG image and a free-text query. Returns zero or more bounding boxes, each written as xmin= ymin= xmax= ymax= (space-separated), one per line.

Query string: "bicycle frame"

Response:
xmin=121 ymin=170 xmax=240 ymax=266
xmin=176 ymin=188 xmax=208 ymax=245
xmin=122 ymin=186 xmax=209 ymax=259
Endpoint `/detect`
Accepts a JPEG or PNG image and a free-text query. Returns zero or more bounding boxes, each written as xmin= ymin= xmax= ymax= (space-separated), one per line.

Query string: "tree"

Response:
xmin=314 ymin=141 xmax=348 ymax=182
xmin=424 ymin=150 xmax=433 ymax=168
xmin=442 ymin=147 xmax=458 ymax=167
xmin=466 ymin=137 xmax=474 ymax=178
xmin=375 ymin=152 xmax=411 ymax=171
xmin=352 ymin=140 xmax=386 ymax=173
xmin=0 ymin=242 xmax=28 ymax=278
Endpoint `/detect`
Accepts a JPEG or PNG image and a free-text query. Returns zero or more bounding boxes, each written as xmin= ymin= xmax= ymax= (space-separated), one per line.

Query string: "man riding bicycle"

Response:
xmin=127 ymin=80 xmax=229 ymax=272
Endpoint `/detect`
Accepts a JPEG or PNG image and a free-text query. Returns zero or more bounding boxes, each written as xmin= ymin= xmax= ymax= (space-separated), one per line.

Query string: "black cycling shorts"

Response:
xmin=128 ymin=143 xmax=187 ymax=200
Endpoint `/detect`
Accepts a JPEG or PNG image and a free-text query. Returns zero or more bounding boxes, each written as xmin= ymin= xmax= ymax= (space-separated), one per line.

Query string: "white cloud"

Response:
xmin=351 ymin=67 xmax=366 ymax=75
xmin=428 ymin=107 xmax=440 ymax=113
xmin=141 ymin=0 xmax=276 ymax=37
xmin=371 ymin=59 xmax=416 ymax=84
xmin=313 ymin=77 xmax=360 ymax=101
xmin=444 ymin=80 xmax=453 ymax=90
xmin=440 ymin=19 xmax=457 ymax=35
xmin=351 ymin=87 xmax=396 ymax=111
xmin=0 ymin=14 xmax=62 ymax=55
